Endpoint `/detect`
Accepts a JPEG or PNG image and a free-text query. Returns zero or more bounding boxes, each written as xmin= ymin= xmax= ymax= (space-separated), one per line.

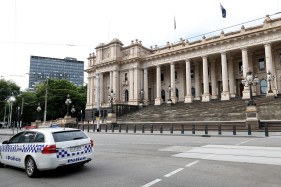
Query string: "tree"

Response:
xmin=0 ymin=79 xmax=20 ymax=124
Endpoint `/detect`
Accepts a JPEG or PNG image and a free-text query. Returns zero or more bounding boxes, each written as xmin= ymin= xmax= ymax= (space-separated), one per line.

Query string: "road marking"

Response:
xmin=142 ymin=179 xmax=162 ymax=187
xmin=173 ymin=145 xmax=281 ymax=165
xmin=164 ymin=168 xmax=184 ymax=177
xmin=235 ymin=138 xmax=256 ymax=146
xmin=185 ymin=160 xmax=200 ymax=167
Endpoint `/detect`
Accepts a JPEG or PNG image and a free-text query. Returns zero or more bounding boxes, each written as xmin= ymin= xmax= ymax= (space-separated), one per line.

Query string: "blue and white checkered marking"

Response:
xmin=56 ymin=144 xmax=92 ymax=159
xmin=0 ymin=144 xmax=45 ymax=153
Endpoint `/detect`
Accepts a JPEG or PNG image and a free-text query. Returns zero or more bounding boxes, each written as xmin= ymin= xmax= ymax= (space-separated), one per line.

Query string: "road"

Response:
xmin=1 ymin=132 xmax=281 ymax=187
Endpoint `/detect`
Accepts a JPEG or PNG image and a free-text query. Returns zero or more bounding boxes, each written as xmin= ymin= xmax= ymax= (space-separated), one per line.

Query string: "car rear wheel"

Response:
xmin=0 ymin=161 xmax=4 ymax=167
xmin=25 ymin=156 xmax=39 ymax=177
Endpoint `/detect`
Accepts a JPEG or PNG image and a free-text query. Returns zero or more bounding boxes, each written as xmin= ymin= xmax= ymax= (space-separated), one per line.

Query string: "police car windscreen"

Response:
xmin=52 ymin=130 xmax=88 ymax=142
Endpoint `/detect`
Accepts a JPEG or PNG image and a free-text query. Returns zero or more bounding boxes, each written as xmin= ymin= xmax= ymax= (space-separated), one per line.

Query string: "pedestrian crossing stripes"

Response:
xmin=165 ymin=145 xmax=281 ymax=166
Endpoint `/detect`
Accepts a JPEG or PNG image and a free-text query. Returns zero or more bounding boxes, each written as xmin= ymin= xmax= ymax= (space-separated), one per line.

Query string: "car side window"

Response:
xmin=34 ymin=133 xmax=45 ymax=143
xmin=19 ymin=132 xmax=36 ymax=143
xmin=9 ymin=132 xmax=25 ymax=144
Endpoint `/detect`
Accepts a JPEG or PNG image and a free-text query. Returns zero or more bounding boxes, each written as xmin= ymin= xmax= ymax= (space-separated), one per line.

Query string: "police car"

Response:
xmin=0 ymin=128 xmax=94 ymax=177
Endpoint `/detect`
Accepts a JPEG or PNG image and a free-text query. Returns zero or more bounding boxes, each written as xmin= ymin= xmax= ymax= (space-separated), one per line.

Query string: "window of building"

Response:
xmin=161 ymin=73 xmax=164 ymax=82
xmin=191 ymin=70 xmax=194 ymax=79
xmin=260 ymin=80 xmax=267 ymax=94
xmin=175 ymin=71 xmax=178 ymax=80
xmin=239 ymin=61 xmax=243 ymax=72
xmin=259 ymin=58 xmax=265 ymax=70
xmin=125 ymin=73 xmax=128 ymax=81
xmin=191 ymin=87 xmax=195 ymax=97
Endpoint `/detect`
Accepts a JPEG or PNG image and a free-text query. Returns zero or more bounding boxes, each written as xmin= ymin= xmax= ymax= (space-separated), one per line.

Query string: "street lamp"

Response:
xmin=96 ymin=74 xmax=101 ymax=132
xmin=266 ymin=72 xmax=275 ymax=93
xmin=7 ymin=94 xmax=16 ymax=134
xmin=241 ymin=71 xmax=259 ymax=106
xmin=140 ymin=89 xmax=144 ymax=104
xmin=108 ymin=89 xmax=115 ymax=113
xmin=168 ymin=85 xmax=172 ymax=102
xmin=65 ymin=94 xmax=72 ymax=117
xmin=71 ymin=105 xmax=76 ymax=117
xmin=36 ymin=103 xmax=41 ymax=120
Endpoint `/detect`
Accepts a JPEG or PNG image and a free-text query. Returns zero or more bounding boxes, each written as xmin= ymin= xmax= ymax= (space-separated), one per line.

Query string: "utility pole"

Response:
xmin=20 ymin=97 xmax=24 ymax=129
xmin=96 ymin=74 xmax=100 ymax=132
xmin=43 ymin=79 xmax=48 ymax=126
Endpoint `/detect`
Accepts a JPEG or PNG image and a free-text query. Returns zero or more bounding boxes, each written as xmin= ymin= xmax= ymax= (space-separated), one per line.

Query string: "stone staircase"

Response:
xmin=117 ymin=96 xmax=281 ymax=123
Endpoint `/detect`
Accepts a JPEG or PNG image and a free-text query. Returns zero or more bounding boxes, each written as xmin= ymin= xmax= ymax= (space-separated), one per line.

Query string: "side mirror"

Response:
xmin=2 ymin=140 xmax=9 ymax=144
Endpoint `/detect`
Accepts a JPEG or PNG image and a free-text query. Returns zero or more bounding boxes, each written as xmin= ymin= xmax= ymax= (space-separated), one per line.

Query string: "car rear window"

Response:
xmin=52 ymin=130 xmax=88 ymax=142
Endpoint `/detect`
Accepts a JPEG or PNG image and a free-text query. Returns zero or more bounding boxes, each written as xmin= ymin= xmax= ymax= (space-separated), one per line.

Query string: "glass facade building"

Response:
xmin=28 ymin=56 xmax=84 ymax=90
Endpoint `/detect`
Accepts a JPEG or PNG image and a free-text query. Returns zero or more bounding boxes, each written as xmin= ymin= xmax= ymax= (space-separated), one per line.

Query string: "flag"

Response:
xmin=220 ymin=4 xmax=226 ymax=18
xmin=174 ymin=16 xmax=176 ymax=30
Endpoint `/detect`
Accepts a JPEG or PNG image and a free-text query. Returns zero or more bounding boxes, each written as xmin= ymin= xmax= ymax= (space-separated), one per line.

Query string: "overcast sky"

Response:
xmin=1 ymin=0 xmax=281 ymax=90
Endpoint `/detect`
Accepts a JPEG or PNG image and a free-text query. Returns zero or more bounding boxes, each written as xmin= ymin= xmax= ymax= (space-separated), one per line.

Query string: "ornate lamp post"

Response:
xmin=36 ymin=103 xmax=41 ymax=121
xmin=241 ymin=71 xmax=259 ymax=106
xmin=65 ymin=94 xmax=72 ymax=117
xmin=71 ymin=105 xmax=76 ymax=118
xmin=7 ymin=94 xmax=16 ymax=134
xmin=266 ymin=72 xmax=275 ymax=94
xmin=168 ymin=85 xmax=172 ymax=102
xmin=140 ymin=89 xmax=144 ymax=104
xmin=108 ymin=89 xmax=115 ymax=113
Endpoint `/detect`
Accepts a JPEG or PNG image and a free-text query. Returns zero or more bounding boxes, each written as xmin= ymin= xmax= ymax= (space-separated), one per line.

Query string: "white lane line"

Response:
xmin=235 ymin=138 xmax=256 ymax=146
xmin=142 ymin=179 xmax=162 ymax=187
xmin=185 ymin=160 xmax=200 ymax=167
xmin=164 ymin=168 xmax=184 ymax=178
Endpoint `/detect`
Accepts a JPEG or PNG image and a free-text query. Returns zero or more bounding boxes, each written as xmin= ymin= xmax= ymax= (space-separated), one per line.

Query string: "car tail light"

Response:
xmin=42 ymin=145 xmax=57 ymax=154
xmin=90 ymin=139 xmax=94 ymax=147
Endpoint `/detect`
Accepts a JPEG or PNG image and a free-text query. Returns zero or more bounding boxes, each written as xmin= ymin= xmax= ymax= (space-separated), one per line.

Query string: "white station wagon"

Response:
xmin=0 ymin=128 xmax=94 ymax=177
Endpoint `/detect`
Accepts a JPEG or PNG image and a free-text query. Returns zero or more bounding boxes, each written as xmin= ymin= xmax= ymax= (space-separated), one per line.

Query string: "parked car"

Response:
xmin=0 ymin=128 xmax=94 ymax=177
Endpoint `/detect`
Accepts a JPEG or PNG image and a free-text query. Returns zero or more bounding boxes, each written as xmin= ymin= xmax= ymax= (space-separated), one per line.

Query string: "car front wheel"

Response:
xmin=25 ymin=156 xmax=39 ymax=177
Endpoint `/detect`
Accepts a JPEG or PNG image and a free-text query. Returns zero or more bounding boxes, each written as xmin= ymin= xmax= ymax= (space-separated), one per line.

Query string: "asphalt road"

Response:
xmin=1 ymin=132 xmax=281 ymax=187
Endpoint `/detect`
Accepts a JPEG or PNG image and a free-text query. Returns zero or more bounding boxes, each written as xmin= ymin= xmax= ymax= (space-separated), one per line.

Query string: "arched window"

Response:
xmin=260 ymin=80 xmax=267 ymax=94
xmin=176 ymin=88 xmax=179 ymax=99
xmin=125 ymin=90 xmax=129 ymax=102
xmin=161 ymin=90 xmax=165 ymax=102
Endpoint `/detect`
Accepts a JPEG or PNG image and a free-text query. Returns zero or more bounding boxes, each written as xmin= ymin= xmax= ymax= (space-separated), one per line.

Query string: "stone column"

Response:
xmin=170 ymin=62 xmax=176 ymax=103
xmin=113 ymin=70 xmax=119 ymax=102
xmin=202 ymin=56 xmax=210 ymax=102
xmin=144 ymin=68 xmax=149 ymax=105
xmin=264 ymin=43 xmax=277 ymax=95
xmin=194 ymin=64 xmax=201 ymax=100
xmin=185 ymin=59 xmax=193 ymax=103
xmin=129 ymin=68 xmax=134 ymax=103
xmin=211 ymin=62 xmax=217 ymax=99
xmin=242 ymin=48 xmax=250 ymax=99
xmin=221 ymin=52 xmax=230 ymax=100
xmin=99 ymin=73 xmax=104 ymax=104
xmin=228 ymin=57 xmax=236 ymax=98
xmin=110 ymin=71 xmax=113 ymax=91
xmin=134 ymin=68 xmax=141 ymax=105
xmin=155 ymin=65 xmax=162 ymax=105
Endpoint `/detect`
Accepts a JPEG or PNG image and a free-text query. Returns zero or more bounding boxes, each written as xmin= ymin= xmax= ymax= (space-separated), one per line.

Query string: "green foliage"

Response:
xmin=0 ymin=79 xmax=87 ymax=124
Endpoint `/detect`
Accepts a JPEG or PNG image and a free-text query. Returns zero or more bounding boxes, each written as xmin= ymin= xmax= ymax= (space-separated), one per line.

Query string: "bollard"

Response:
xmin=265 ymin=123 xmax=269 ymax=137
xmin=87 ymin=125 xmax=90 ymax=132
xmin=160 ymin=125 xmax=163 ymax=133
xmin=205 ymin=125 xmax=208 ymax=135
xmin=142 ymin=125 xmax=145 ymax=133
xmin=105 ymin=124 xmax=107 ymax=132
xmin=119 ymin=124 xmax=121 ymax=133
xmin=181 ymin=125 xmax=184 ymax=134
xmin=151 ymin=125 xmax=153 ymax=133
xmin=134 ymin=125 xmax=136 ymax=133
xmin=82 ymin=125 xmax=84 ymax=131
xmin=218 ymin=124 xmax=222 ymax=135
xmin=93 ymin=124 xmax=96 ymax=132
xmin=112 ymin=124 xmax=114 ymax=132
xmin=248 ymin=124 xmax=251 ymax=135
xmin=192 ymin=124 xmax=195 ymax=134
xmin=126 ymin=124 xmax=128 ymax=133
xmin=170 ymin=125 xmax=173 ymax=134
xmin=233 ymin=125 xmax=236 ymax=135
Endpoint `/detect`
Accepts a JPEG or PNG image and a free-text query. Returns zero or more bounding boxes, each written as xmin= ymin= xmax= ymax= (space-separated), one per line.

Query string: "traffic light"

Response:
xmin=94 ymin=111 xmax=99 ymax=117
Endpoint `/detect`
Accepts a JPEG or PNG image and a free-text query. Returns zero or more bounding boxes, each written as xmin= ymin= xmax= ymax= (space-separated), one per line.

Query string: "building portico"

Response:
xmin=85 ymin=15 xmax=281 ymax=119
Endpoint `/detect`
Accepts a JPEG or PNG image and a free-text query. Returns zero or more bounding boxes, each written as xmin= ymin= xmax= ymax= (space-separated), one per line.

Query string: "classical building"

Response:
xmin=85 ymin=15 xmax=281 ymax=119
xmin=29 ymin=56 xmax=84 ymax=90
